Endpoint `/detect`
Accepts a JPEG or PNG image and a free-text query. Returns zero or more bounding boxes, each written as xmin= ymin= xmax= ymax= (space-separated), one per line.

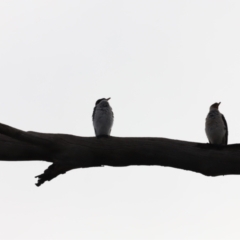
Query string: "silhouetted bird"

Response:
xmin=92 ymin=98 xmax=114 ymax=137
xmin=205 ymin=102 xmax=228 ymax=145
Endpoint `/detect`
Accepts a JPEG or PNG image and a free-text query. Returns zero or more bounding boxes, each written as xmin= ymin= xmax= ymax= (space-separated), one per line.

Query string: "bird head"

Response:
xmin=95 ymin=98 xmax=111 ymax=107
xmin=210 ymin=102 xmax=221 ymax=111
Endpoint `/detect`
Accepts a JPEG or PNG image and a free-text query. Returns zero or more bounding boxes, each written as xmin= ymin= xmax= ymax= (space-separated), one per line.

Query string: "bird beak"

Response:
xmin=106 ymin=98 xmax=111 ymax=101
xmin=218 ymin=102 xmax=221 ymax=106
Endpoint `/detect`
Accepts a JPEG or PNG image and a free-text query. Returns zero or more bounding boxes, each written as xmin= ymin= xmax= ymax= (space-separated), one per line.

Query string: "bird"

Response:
xmin=205 ymin=102 xmax=228 ymax=145
xmin=92 ymin=98 xmax=114 ymax=137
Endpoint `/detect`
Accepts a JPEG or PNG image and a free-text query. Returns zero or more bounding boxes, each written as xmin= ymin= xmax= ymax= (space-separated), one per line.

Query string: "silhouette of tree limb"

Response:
xmin=0 ymin=122 xmax=239 ymax=186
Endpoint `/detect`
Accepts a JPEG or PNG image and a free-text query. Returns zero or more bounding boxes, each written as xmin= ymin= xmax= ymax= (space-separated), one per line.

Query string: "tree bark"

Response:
xmin=0 ymin=122 xmax=239 ymax=186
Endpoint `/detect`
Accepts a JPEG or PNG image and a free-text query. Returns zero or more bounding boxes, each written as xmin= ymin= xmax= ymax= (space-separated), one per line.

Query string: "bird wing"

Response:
xmin=92 ymin=107 xmax=96 ymax=120
xmin=109 ymin=110 xmax=114 ymax=134
xmin=92 ymin=107 xmax=97 ymax=135
xmin=221 ymin=114 xmax=228 ymax=145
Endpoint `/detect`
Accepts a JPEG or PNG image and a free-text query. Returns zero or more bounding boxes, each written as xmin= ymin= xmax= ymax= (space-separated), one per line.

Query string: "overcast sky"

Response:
xmin=1 ymin=1 xmax=240 ymax=239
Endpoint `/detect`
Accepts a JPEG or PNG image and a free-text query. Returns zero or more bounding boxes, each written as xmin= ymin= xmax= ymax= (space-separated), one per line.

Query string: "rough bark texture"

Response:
xmin=0 ymin=122 xmax=239 ymax=186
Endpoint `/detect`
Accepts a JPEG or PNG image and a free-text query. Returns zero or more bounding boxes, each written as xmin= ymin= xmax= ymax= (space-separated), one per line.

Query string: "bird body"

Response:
xmin=92 ymin=98 xmax=113 ymax=137
xmin=205 ymin=102 xmax=228 ymax=145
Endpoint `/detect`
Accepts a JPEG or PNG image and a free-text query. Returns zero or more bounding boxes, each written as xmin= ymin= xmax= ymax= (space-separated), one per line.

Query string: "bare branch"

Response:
xmin=0 ymin=122 xmax=240 ymax=186
xmin=0 ymin=123 xmax=53 ymax=146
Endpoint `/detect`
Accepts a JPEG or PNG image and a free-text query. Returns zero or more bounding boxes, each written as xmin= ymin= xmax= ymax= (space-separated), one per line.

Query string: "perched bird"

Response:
xmin=92 ymin=98 xmax=114 ymax=137
xmin=205 ymin=102 xmax=228 ymax=145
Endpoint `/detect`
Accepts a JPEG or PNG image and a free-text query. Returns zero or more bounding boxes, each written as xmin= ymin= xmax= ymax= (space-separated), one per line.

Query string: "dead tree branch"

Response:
xmin=0 ymin=123 xmax=239 ymax=186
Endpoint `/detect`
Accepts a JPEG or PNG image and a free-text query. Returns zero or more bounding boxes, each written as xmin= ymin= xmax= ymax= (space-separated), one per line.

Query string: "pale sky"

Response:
xmin=1 ymin=1 xmax=240 ymax=239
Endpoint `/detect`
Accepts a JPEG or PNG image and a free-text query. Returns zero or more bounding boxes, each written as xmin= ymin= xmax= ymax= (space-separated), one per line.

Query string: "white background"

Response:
xmin=0 ymin=1 xmax=240 ymax=239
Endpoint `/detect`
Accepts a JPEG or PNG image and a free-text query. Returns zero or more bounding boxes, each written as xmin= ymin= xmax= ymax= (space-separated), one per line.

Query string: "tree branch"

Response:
xmin=0 ymin=123 xmax=53 ymax=146
xmin=0 ymin=122 xmax=239 ymax=186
